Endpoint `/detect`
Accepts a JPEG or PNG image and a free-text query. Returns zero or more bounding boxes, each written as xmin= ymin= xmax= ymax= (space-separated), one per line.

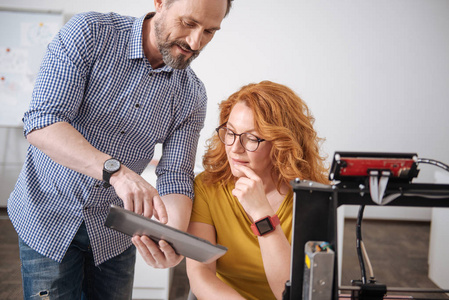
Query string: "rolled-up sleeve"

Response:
xmin=156 ymin=79 xmax=207 ymax=200
xmin=23 ymin=14 xmax=92 ymax=136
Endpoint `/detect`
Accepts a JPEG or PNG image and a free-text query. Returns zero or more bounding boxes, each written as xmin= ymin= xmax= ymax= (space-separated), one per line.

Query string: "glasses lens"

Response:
xmin=218 ymin=127 xmax=235 ymax=146
xmin=241 ymin=133 xmax=259 ymax=152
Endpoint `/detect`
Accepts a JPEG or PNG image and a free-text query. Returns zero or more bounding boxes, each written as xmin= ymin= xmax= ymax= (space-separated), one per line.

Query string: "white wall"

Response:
xmin=0 ymin=0 xmax=151 ymax=18
xmin=1 ymin=1 xmax=449 ymax=219
xmin=191 ymin=0 xmax=449 ymax=220
xmin=193 ymin=0 xmax=449 ymax=165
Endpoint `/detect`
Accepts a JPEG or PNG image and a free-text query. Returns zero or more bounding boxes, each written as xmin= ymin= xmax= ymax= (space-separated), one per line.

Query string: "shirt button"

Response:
xmin=135 ymin=103 xmax=140 ymax=108
xmin=120 ymin=131 xmax=125 ymax=134
xmin=95 ymin=184 xmax=100 ymax=188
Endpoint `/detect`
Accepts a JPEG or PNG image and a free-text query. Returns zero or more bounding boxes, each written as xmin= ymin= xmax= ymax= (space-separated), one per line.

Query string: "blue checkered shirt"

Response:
xmin=7 ymin=12 xmax=207 ymax=266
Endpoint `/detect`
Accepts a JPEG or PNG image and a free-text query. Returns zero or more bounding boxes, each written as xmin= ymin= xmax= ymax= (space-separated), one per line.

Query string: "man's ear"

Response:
xmin=154 ymin=0 xmax=163 ymax=12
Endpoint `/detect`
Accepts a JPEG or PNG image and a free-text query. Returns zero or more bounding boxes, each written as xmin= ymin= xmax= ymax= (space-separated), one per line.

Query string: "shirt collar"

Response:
xmin=128 ymin=12 xmax=173 ymax=73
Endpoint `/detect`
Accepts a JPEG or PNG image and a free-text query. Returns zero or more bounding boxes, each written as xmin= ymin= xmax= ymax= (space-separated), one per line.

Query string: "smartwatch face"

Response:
xmin=255 ymin=218 xmax=274 ymax=235
xmin=105 ymin=159 xmax=120 ymax=172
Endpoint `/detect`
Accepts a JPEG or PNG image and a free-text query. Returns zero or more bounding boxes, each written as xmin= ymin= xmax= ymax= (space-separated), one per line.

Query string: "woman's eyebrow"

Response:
xmin=226 ymin=122 xmax=257 ymax=134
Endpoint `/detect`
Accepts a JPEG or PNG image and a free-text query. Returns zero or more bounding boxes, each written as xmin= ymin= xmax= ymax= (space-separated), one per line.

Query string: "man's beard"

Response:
xmin=154 ymin=17 xmax=201 ymax=69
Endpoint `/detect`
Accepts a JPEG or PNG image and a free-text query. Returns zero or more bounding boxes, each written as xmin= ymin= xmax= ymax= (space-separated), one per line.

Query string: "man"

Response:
xmin=8 ymin=0 xmax=232 ymax=298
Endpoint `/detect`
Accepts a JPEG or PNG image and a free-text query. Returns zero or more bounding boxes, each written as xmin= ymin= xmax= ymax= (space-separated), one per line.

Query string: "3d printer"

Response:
xmin=283 ymin=151 xmax=449 ymax=300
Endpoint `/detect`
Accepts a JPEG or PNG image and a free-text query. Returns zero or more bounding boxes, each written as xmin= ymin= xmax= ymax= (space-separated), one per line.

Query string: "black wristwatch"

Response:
xmin=251 ymin=214 xmax=280 ymax=236
xmin=103 ymin=158 xmax=121 ymax=188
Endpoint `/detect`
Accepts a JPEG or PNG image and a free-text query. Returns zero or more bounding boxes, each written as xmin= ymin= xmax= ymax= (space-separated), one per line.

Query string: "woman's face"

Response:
xmin=225 ymin=102 xmax=273 ymax=180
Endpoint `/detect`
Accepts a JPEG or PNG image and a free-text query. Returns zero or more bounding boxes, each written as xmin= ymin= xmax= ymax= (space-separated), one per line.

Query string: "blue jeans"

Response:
xmin=19 ymin=222 xmax=136 ymax=300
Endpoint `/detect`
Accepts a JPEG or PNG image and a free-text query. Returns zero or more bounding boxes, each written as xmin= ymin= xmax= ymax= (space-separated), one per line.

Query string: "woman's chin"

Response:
xmin=231 ymin=169 xmax=244 ymax=178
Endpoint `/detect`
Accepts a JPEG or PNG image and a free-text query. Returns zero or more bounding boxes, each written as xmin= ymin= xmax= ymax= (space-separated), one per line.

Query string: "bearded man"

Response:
xmin=8 ymin=0 xmax=232 ymax=298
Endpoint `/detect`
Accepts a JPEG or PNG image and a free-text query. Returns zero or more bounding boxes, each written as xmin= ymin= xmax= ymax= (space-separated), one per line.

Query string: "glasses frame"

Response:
xmin=215 ymin=123 xmax=266 ymax=152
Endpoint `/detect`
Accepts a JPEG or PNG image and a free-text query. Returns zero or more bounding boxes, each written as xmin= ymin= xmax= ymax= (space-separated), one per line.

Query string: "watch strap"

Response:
xmin=102 ymin=169 xmax=112 ymax=188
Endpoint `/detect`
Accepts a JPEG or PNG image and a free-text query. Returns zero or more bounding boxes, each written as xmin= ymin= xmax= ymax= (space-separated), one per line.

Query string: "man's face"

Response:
xmin=154 ymin=0 xmax=227 ymax=69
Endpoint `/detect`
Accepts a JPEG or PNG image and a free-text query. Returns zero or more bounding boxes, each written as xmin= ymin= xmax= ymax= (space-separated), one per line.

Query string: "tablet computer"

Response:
xmin=105 ymin=204 xmax=227 ymax=264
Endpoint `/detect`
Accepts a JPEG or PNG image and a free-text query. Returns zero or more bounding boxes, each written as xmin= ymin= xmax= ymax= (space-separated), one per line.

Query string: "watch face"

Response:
xmin=256 ymin=218 xmax=274 ymax=235
xmin=105 ymin=159 xmax=120 ymax=172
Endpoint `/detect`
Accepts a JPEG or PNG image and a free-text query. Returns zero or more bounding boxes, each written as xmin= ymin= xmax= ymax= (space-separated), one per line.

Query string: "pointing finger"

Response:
xmin=152 ymin=195 xmax=168 ymax=224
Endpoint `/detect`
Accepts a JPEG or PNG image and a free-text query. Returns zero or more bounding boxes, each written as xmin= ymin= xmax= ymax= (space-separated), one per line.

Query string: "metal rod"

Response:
xmin=339 ymin=286 xmax=449 ymax=293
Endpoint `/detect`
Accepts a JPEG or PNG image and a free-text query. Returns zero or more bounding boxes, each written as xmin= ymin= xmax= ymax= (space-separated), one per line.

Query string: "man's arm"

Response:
xmin=27 ymin=121 xmax=167 ymax=221
xmin=132 ymin=193 xmax=192 ymax=268
xmin=162 ymin=193 xmax=193 ymax=230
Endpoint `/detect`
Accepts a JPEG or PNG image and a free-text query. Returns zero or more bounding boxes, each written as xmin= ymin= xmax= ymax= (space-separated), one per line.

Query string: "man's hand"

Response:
xmin=132 ymin=236 xmax=184 ymax=268
xmin=132 ymin=194 xmax=192 ymax=268
xmin=109 ymin=165 xmax=168 ymax=223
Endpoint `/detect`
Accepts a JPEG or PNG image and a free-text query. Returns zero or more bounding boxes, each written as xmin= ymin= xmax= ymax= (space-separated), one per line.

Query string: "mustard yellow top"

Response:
xmin=191 ymin=172 xmax=293 ymax=300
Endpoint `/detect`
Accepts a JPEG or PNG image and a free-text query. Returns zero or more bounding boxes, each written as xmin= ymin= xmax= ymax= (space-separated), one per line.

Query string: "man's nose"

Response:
xmin=186 ymin=29 xmax=203 ymax=51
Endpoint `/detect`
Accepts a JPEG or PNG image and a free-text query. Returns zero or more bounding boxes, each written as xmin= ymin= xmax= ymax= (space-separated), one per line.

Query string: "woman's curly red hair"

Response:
xmin=202 ymin=81 xmax=329 ymax=189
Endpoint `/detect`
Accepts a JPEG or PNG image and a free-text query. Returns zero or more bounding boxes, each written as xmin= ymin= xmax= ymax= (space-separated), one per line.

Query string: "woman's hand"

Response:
xmin=231 ymin=164 xmax=274 ymax=221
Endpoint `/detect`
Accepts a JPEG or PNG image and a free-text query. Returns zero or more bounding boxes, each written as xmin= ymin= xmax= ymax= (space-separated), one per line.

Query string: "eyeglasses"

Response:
xmin=216 ymin=124 xmax=266 ymax=152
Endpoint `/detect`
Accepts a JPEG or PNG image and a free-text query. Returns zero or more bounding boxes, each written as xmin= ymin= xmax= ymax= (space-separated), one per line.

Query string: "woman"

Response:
xmin=186 ymin=81 xmax=329 ymax=300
